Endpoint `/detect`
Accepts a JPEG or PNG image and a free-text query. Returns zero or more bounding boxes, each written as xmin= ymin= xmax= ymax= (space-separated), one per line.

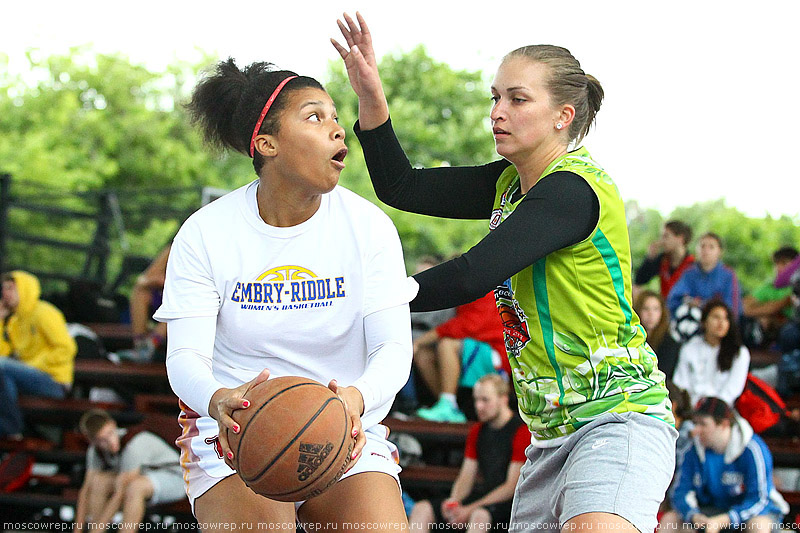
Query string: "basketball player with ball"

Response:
xmin=154 ymin=59 xmax=414 ymax=530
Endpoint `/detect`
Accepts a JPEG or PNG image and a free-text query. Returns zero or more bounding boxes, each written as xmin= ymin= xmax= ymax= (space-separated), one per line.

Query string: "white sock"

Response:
xmin=439 ymin=393 xmax=458 ymax=408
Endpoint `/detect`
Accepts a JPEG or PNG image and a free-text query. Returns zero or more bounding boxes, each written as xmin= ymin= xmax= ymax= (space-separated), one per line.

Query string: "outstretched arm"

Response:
xmin=334 ymin=13 xmax=506 ymax=219
xmin=331 ymin=12 xmax=389 ymax=131
xmin=410 ymin=172 xmax=599 ymax=311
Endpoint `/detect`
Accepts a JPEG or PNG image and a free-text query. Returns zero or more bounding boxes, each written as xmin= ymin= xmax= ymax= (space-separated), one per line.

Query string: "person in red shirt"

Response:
xmin=412 ymin=292 xmax=506 ymax=422
xmin=410 ymin=374 xmax=528 ymax=531
xmin=634 ymin=220 xmax=694 ymax=299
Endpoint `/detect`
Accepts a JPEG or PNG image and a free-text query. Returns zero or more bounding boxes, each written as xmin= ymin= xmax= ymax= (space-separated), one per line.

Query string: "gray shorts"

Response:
xmin=146 ymin=469 xmax=187 ymax=506
xmin=509 ymin=411 xmax=677 ymax=533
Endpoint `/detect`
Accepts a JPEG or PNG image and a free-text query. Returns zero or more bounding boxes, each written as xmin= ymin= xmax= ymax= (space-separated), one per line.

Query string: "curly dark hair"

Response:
xmin=186 ymin=58 xmax=323 ymax=174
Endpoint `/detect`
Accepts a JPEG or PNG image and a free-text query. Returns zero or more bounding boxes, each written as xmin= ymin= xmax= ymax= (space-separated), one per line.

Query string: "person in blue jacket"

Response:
xmin=663 ymin=397 xmax=788 ymax=531
xmin=667 ymin=233 xmax=742 ymax=318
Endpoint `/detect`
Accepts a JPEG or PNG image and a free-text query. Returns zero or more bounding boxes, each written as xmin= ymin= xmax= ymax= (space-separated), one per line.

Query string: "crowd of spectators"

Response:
xmin=631 ymin=221 xmax=800 ymax=530
xmin=2 ymin=216 xmax=800 ymax=530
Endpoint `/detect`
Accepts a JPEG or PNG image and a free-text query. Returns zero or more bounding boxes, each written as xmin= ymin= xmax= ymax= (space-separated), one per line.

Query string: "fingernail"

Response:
xmin=233 ymin=424 xmax=240 ymax=433
xmin=352 ymin=428 xmax=358 ymax=438
xmin=351 ymin=451 xmax=358 ymax=460
xmin=242 ymin=400 xmax=250 ymax=408
xmin=227 ymin=451 xmax=234 ymax=460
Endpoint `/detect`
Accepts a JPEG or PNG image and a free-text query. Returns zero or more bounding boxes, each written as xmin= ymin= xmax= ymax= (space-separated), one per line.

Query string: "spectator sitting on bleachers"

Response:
xmin=633 ymin=290 xmax=682 ymax=381
xmin=397 ymin=256 xmax=456 ymax=414
xmin=668 ymin=382 xmax=693 ymax=460
xmin=660 ymin=383 xmax=693 ymax=518
xmin=634 ymin=219 xmax=694 ymax=300
xmin=774 ymin=251 xmax=800 ymax=354
xmin=660 ymin=397 xmax=788 ymax=532
xmin=121 ymin=244 xmax=170 ymax=363
xmin=672 ymin=300 xmax=750 ymax=407
xmin=74 ymin=409 xmax=185 ymax=531
xmin=0 ymin=271 xmax=77 ymax=439
xmin=409 ymin=374 xmax=527 ymax=532
xmin=667 ymin=232 xmax=742 ymax=320
xmin=742 ymin=246 xmax=798 ymax=351
xmin=413 ymin=291 xmax=506 ymax=423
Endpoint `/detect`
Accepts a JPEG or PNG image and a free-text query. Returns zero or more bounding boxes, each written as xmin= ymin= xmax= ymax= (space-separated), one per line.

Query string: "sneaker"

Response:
xmin=415 ymin=398 xmax=467 ymax=423
xmin=116 ymin=337 xmax=156 ymax=363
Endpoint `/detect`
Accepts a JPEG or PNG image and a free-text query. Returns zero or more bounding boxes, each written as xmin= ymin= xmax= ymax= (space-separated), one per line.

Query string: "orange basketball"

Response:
xmin=228 ymin=376 xmax=354 ymax=501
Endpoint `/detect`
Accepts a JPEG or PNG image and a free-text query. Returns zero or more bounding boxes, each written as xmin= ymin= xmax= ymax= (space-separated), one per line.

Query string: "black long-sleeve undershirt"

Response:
xmin=354 ymin=119 xmax=601 ymax=312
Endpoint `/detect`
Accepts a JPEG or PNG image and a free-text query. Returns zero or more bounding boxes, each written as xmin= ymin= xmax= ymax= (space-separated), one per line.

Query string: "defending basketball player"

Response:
xmin=334 ymin=12 xmax=677 ymax=533
xmin=154 ymin=59 xmax=414 ymax=530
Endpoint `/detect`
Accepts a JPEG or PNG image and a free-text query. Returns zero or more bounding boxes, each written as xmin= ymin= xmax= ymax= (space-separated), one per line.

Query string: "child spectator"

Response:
xmin=667 ymin=232 xmax=742 ymax=320
xmin=633 ymin=290 xmax=682 ymax=381
xmin=743 ymin=246 xmax=798 ymax=349
xmin=661 ymin=397 xmax=788 ymax=531
xmin=409 ymin=374 xmax=527 ymax=532
xmin=74 ymin=409 xmax=185 ymax=531
xmin=634 ymin=220 xmax=694 ymax=299
xmin=0 ymin=271 xmax=77 ymax=439
xmin=673 ymin=300 xmax=749 ymax=406
xmin=413 ymin=292 xmax=506 ymax=423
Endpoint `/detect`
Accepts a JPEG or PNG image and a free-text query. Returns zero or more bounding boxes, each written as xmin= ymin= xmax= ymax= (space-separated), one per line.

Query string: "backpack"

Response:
xmin=735 ymin=373 xmax=797 ymax=436
xmin=0 ymin=452 xmax=35 ymax=492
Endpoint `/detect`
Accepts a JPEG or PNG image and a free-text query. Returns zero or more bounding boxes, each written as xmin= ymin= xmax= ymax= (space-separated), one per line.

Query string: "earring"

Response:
xmin=556 ymin=123 xmax=563 ymax=130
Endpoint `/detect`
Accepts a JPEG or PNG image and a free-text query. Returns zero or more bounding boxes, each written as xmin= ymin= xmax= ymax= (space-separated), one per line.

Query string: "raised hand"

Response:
xmin=331 ymin=12 xmax=389 ymax=130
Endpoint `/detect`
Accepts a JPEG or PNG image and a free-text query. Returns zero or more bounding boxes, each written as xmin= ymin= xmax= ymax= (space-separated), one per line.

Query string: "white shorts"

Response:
xmin=176 ymin=402 xmax=401 ymax=514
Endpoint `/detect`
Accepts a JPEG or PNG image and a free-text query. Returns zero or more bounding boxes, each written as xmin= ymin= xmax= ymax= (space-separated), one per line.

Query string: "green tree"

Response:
xmin=0 ymin=48 xmax=254 ymax=292
xmin=3 ymin=47 xmax=798 ymax=300
xmin=627 ymin=200 xmax=800 ymax=295
xmin=325 ymin=46 xmax=497 ymax=267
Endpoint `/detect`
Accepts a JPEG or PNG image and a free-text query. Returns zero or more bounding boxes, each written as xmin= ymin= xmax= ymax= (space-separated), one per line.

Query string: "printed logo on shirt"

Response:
xmin=494 ymin=280 xmax=530 ymax=357
xmin=230 ymin=265 xmax=345 ymax=311
xmin=489 ymin=208 xmax=503 ymax=230
xmin=489 ymin=183 xmax=518 ymax=231
xmin=721 ymin=471 xmax=744 ymax=489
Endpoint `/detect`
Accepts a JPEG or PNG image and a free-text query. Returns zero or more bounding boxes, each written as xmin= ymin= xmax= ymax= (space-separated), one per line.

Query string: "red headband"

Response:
xmin=249 ymin=75 xmax=298 ymax=158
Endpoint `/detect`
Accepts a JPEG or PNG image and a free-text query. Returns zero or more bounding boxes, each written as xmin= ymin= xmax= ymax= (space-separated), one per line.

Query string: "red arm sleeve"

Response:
xmin=463 ymin=422 xmax=482 ymax=460
xmin=511 ymin=423 xmax=530 ymax=462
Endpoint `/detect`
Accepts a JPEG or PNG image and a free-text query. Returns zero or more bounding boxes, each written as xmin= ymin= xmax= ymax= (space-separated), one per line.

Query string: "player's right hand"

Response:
xmin=208 ymin=368 xmax=270 ymax=469
xmin=331 ymin=12 xmax=389 ymax=130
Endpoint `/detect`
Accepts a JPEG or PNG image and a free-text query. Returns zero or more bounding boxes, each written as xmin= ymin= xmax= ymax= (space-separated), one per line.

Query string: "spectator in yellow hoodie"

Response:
xmin=0 ymin=271 xmax=77 ymax=438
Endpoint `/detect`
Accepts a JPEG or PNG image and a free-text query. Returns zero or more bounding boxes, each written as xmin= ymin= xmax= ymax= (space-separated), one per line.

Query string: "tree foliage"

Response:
xmin=626 ymin=199 xmax=800 ymax=293
xmin=325 ymin=45 xmax=497 ymax=265
xmin=1 ymin=47 xmax=798 ymax=298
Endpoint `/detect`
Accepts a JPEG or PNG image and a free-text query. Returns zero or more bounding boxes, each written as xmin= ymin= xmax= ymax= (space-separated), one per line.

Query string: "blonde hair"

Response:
xmin=476 ymin=373 xmax=510 ymax=397
xmin=503 ymin=45 xmax=603 ymax=145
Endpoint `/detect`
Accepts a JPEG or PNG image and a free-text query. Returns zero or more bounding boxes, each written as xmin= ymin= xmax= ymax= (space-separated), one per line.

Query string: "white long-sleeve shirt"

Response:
xmin=155 ymin=181 xmax=417 ymax=429
xmin=672 ymin=335 xmax=750 ymax=406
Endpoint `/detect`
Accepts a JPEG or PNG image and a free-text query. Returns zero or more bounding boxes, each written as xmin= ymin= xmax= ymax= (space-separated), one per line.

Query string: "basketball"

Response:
xmin=228 ymin=376 xmax=354 ymax=501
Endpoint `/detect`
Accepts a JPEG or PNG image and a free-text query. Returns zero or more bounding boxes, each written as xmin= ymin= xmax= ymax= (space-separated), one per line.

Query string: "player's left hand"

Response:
xmin=328 ymin=379 xmax=366 ymax=472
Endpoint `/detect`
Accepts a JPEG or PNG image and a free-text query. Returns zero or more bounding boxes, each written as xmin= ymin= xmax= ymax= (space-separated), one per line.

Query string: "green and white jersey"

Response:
xmin=491 ymin=147 xmax=673 ymax=445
